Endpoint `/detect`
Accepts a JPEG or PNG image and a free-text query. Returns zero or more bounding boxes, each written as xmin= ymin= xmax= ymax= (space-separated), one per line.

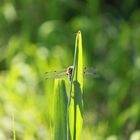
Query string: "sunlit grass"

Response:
xmin=69 ymin=31 xmax=83 ymax=140
xmin=53 ymin=79 xmax=68 ymax=140
xmin=52 ymin=31 xmax=84 ymax=140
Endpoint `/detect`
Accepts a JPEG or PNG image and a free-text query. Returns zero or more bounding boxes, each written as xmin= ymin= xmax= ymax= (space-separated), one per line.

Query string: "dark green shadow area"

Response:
xmin=73 ymin=81 xmax=84 ymax=117
xmin=73 ymin=80 xmax=83 ymax=140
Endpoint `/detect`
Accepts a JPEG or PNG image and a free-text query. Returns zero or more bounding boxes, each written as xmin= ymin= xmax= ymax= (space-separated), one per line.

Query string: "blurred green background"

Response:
xmin=0 ymin=0 xmax=140 ymax=140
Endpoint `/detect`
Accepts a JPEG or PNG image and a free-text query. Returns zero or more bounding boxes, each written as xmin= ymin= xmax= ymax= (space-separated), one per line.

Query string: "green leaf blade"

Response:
xmin=69 ymin=31 xmax=84 ymax=140
xmin=77 ymin=31 xmax=83 ymax=89
xmin=53 ymin=79 xmax=68 ymax=140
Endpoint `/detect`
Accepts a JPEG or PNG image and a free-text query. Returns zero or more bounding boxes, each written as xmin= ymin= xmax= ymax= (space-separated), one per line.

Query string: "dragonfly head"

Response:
xmin=66 ymin=65 xmax=73 ymax=75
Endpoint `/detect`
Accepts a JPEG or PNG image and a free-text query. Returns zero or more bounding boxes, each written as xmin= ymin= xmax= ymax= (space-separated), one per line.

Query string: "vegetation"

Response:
xmin=0 ymin=0 xmax=140 ymax=140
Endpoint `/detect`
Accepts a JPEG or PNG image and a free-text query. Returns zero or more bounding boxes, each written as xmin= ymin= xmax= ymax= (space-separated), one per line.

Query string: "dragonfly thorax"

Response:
xmin=66 ymin=66 xmax=74 ymax=81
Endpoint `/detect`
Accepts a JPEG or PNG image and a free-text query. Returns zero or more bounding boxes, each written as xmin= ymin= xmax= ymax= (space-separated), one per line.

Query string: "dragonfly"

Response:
xmin=45 ymin=65 xmax=97 ymax=81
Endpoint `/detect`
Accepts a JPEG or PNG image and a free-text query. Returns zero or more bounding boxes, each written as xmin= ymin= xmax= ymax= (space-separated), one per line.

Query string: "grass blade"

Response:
xmin=69 ymin=31 xmax=83 ymax=140
xmin=53 ymin=79 xmax=69 ymax=140
xmin=12 ymin=113 xmax=16 ymax=140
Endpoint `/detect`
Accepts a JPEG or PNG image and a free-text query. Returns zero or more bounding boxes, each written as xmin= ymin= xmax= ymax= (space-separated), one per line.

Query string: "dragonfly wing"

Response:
xmin=45 ymin=68 xmax=67 ymax=80
xmin=45 ymin=74 xmax=67 ymax=80
xmin=45 ymin=68 xmax=66 ymax=75
xmin=84 ymin=67 xmax=98 ymax=78
xmin=84 ymin=67 xmax=96 ymax=72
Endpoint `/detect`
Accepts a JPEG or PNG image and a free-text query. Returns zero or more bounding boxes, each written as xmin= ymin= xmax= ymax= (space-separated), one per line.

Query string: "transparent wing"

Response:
xmin=84 ymin=67 xmax=98 ymax=78
xmin=45 ymin=68 xmax=67 ymax=80
xmin=45 ymin=66 xmax=98 ymax=80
